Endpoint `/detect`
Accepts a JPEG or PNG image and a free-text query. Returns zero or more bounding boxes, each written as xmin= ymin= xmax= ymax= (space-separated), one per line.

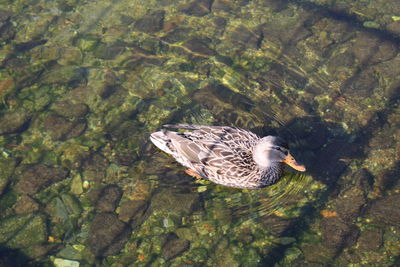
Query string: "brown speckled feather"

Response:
xmin=150 ymin=124 xmax=284 ymax=189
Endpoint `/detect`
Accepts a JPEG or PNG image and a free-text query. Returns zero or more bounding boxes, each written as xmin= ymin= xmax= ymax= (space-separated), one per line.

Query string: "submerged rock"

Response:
xmin=54 ymin=258 xmax=80 ymax=267
xmin=321 ymin=217 xmax=359 ymax=250
xmin=13 ymin=194 xmax=39 ymax=214
xmin=188 ymin=247 xmax=209 ymax=263
xmin=118 ymin=199 xmax=149 ymax=228
xmin=212 ymin=0 xmax=234 ymax=12
xmin=61 ymin=144 xmax=91 ymax=170
xmin=70 ymin=174 xmax=84 ymax=195
xmin=0 ymin=110 xmax=31 ymax=135
xmin=44 ymin=194 xmax=82 ymax=223
xmin=327 ymin=51 xmax=355 ymax=76
xmin=346 ymin=69 xmax=379 ymax=98
xmin=23 ymin=243 xmax=62 ymax=259
xmin=259 ymin=17 xmax=311 ymax=45
xmin=0 ymin=21 xmax=15 ymax=42
xmin=82 ymin=153 xmax=109 ymax=182
xmin=0 ymin=213 xmax=47 ymax=248
xmin=8 ymin=216 xmax=47 ymax=248
xmin=51 ymin=100 xmax=89 ymax=119
xmin=113 ymin=150 xmax=138 ymax=166
xmin=87 ymin=213 xmax=131 ymax=257
xmin=0 ymin=9 xmax=15 ymax=42
xmin=180 ymin=0 xmax=212 ymax=17
xmin=387 ymin=20 xmax=400 ymax=35
xmin=94 ymin=44 xmax=125 ymax=60
xmin=57 ymin=245 xmax=82 ymax=260
xmin=15 ymin=39 xmax=47 ymax=52
xmin=40 ymin=66 xmax=86 ymax=86
xmin=15 ymin=164 xmax=69 ymax=195
xmin=150 ymin=189 xmax=200 ymax=215
xmin=197 ymin=83 xmax=254 ymax=112
xmin=0 ymin=76 xmax=15 ymax=102
xmin=260 ymin=215 xmax=294 ymax=236
xmin=162 ymin=233 xmax=190 ymax=261
xmin=118 ymin=46 xmax=167 ymax=70
xmin=95 ymin=185 xmax=122 ymax=212
xmin=134 ymin=10 xmax=165 ymax=33
xmin=58 ymin=47 xmax=83 ymax=66
xmin=61 ymin=193 xmax=82 ymax=215
xmin=161 ymin=28 xmax=191 ymax=43
xmin=227 ymin=27 xmax=262 ymax=50
xmin=261 ymin=0 xmax=288 ymax=11
xmin=43 ymin=114 xmax=86 ymax=141
xmin=352 ymin=32 xmax=398 ymax=64
xmin=0 ymin=158 xmax=17 ymax=197
xmin=75 ymin=34 xmax=101 ymax=51
xmin=0 ymin=214 xmax=30 ymax=242
xmin=182 ymin=38 xmax=216 ymax=57
xmin=368 ymin=194 xmax=400 ymax=226
xmin=335 ymin=170 xmax=371 ymax=222
xmin=0 ymin=9 xmax=12 ymax=26
xmin=301 ymin=243 xmax=336 ymax=264
xmin=357 ymin=228 xmax=383 ymax=251
xmin=213 ymin=238 xmax=240 ymax=267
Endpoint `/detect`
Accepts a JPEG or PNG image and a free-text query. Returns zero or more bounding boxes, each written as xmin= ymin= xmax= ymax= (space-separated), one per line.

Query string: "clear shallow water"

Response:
xmin=0 ymin=0 xmax=399 ymax=266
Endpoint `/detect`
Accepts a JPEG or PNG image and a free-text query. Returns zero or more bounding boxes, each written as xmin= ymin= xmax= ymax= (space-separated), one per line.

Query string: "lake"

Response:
xmin=0 ymin=0 xmax=399 ymax=266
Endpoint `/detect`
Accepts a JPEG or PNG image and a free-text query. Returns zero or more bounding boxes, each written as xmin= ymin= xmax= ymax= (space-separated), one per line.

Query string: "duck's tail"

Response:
xmin=150 ymin=130 xmax=173 ymax=154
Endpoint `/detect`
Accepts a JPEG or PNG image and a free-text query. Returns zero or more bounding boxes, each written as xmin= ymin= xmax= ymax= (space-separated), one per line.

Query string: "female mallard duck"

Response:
xmin=150 ymin=124 xmax=305 ymax=189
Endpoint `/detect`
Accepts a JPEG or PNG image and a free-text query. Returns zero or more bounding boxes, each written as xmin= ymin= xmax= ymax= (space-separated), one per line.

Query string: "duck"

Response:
xmin=150 ymin=124 xmax=306 ymax=189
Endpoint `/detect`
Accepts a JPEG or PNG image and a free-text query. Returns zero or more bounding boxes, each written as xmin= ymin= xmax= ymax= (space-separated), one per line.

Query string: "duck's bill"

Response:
xmin=283 ymin=153 xmax=306 ymax=172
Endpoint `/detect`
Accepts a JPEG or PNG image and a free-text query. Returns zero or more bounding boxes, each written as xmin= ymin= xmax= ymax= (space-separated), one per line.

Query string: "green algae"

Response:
xmin=6 ymin=214 xmax=47 ymax=249
xmin=0 ymin=158 xmax=16 ymax=196
xmin=70 ymin=174 xmax=84 ymax=195
xmin=0 ymin=190 xmax=17 ymax=216
xmin=0 ymin=214 xmax=46 ymax=247
xmin=76 ymin=35 xmax=101 ymax=52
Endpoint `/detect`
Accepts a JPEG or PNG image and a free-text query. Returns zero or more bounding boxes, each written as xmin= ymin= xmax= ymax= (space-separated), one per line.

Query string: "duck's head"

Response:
xmin=253 ymin=136 xmax=306 ymax=172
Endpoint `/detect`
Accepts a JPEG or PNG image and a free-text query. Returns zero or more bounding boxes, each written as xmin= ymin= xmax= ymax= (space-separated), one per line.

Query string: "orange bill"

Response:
xmin=283 ymin=153 xmax=306 ymax=172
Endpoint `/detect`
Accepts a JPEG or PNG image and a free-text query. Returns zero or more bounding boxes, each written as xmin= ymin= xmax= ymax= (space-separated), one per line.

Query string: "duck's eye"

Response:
xmin=274 ymin=146 xmax=288 ymax=155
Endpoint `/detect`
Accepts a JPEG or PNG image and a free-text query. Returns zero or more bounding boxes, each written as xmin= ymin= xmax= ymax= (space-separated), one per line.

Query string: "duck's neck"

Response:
xmin=260 ymin=164 xmax=284 ymax=186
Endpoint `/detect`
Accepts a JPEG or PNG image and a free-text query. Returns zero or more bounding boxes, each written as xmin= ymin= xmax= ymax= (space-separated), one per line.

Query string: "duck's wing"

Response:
xmin=165 ymin=130 xmax=209 ymax=165
xmin=163 ymin=124 xmax=203 ymax=130
xmin=164 ymin=124 xmax=260 ymax=144
xmin=164 ymin=125 xmax=260 ymax=179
